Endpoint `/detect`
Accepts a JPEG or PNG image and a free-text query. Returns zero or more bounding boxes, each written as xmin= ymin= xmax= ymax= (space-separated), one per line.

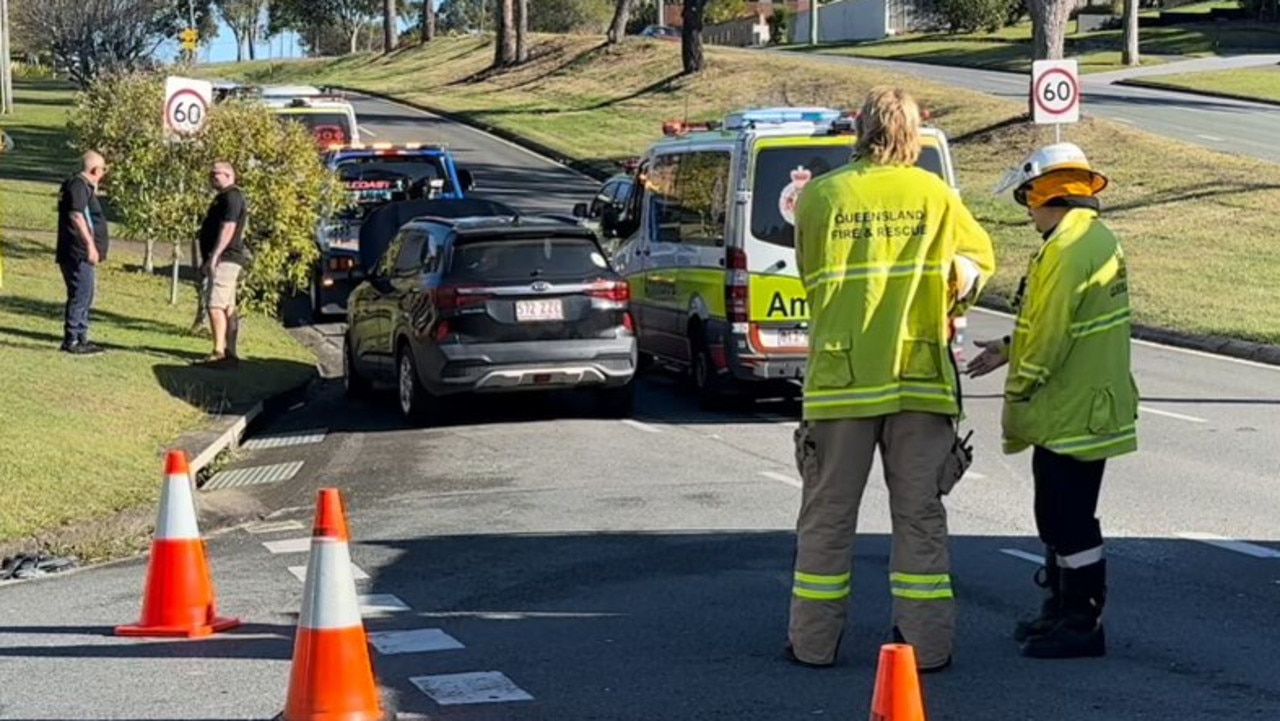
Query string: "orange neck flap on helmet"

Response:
xmin=1022 ymin=168 xmax=1105 ymax=209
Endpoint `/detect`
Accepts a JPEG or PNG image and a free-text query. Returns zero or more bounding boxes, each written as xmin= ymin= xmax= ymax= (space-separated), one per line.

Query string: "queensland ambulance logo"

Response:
xmin=778 ymin=166 xmax=813 ymax=226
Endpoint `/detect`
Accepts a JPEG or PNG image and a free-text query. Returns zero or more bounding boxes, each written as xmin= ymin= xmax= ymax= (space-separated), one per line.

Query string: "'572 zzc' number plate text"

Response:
xmin=516 ymin=299 xmax=564 ymax=322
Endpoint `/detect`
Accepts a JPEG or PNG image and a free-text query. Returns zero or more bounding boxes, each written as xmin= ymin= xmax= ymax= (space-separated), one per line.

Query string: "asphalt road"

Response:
xmin=758 ymin=50 xmax=1280 ymax=164
xmin=3 ymin=95 xmax=1280 ymax=720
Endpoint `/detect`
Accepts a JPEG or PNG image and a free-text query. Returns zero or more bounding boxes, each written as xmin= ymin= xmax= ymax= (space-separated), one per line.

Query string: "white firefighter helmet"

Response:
xmin=993 ymin=142 xmax=1109 ymax=204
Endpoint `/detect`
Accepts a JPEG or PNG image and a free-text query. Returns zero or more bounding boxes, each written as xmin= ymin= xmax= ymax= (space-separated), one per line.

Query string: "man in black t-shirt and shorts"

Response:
xmin=197 ymin=161 xmax=250 ymax=366
xmin=55 ymin=151 xmax=110 ymax=354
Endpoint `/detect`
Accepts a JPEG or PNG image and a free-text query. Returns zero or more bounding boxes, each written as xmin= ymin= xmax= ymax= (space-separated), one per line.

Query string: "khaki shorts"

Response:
xmin=208 ymin=261 xmax=242 ymax=310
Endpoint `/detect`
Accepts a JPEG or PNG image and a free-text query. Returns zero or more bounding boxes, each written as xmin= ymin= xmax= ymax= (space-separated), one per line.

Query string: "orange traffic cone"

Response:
xmin=116 ymin=450 xmax=241 ymax=638
xmin=868 ymin=643 xmax=927 ymax=721
xmin=277 ymin=488 xmax=387 ymax=721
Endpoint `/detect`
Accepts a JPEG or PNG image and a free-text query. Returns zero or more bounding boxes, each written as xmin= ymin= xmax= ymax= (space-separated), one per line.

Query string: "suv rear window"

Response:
xmin=334 ymin=155 xmax=453 ymax=221
xmin=750 ymin=144 xmax=945 ymax=248
xmin=448 ymin=238 xmax=610 ymax=284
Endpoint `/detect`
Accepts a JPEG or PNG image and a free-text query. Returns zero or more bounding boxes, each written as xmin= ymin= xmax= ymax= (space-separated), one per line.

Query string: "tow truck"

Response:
xmin=310 ymin=142 xmax=477 ymax=319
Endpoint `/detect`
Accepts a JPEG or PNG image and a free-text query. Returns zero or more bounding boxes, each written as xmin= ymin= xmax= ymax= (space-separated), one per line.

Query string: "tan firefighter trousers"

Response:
xmin=788 ymin=412 xmax=957 ymax=669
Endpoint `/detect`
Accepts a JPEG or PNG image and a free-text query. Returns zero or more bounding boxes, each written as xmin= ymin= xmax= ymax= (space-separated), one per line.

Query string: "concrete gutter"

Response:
xmin=335 ymin=86 xmax=1280 ymax=368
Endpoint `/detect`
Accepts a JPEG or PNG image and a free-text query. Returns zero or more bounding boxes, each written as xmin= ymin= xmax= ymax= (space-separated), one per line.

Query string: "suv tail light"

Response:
xmin=726 ymin=248 xmax=749 ymax=324
xmin=436 ymin=285 xmax=491 ymax=311
xmin=587 ymin=279 xmax=630 ymax=303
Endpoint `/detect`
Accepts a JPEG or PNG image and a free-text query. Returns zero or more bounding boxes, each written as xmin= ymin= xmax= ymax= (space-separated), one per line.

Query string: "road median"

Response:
xmin=1116 ymin=69 xmax=1280 ymax=107
xmin=213 ymin=34 xmax=1280 ymax=358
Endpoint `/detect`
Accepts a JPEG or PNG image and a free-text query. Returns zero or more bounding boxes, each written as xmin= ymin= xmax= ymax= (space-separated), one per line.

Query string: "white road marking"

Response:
xmin=759 ymin=470 xmax=802 ymax=488
xmin=360 ymin=125 xmax=378 ymax=137
xmin=999 ymin=548 xmax=1044 ymax=565
xmin=289 ymin=563 xmax=371 ymax=582
xmin=410 ymin=671 xmax=535 ymax=705
xmin=1197 ymin=133 xmax=1223 ymax=141
xmin=1112 ymin=117 xmax=1134 ymax=125
xmin=245 ymin=519 xmax=306 ymax=534
xmin=963 ymin=470 xmax=986 ymax=480
xmin=369 ymin=628 xmax=465 ymax=655
xmin=621 ymin=419 xmax=661 ymax=433
xmin=1177 ymin=532 xmax=1280 ymax=559
xmin=262 ymin=537 xmax=313 ymax=554
xmin=359 ymin=594 xmax=412 ymax=615
xmin=969 ymin=307 xmax=1280 ymax=371
xmin=1139 ymin=405 xmax=1207 ymax=423
xmin=756 ymin=413 xmax=799 ymax=427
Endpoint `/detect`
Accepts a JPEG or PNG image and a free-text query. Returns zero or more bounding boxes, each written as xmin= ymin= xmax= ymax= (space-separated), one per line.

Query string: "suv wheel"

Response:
xmin=343 ymin=336 xmax=370 ymax=398
xmin=397 ymin=346 xmax=434 ymax=424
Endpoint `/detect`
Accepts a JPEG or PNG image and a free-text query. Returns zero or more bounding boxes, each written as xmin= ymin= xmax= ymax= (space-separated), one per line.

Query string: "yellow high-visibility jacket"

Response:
xmin=794 ymin=158 xmax=996 ymax=421
xmin=1001 ymin=207 xmax=1138 ymax=460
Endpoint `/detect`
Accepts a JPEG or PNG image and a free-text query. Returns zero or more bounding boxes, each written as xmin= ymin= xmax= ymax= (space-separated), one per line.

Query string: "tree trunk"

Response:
xmin=515 ymin=0 xmax=528 ymax=63
xmin=422 ymin=0 xmax=436 ymax=42
xmin=1028 ymin=0 xmax=1070 ymax=59
xmin=350 ymin=25 xmax=360 ymax=54
xmin=248 ymin=20 xmax=258 ymax=60
xmin=681 ymin=0 xmax=706 ymax=74
xmin=144 ymin=239 xmax=155 ymax=274
xmin=607 ymin=0 xmax=634 ymax=44
xmin=1122 ymin=0 xmax=1139 ymax=67
xmin=495 ymin=0 xmax=516 ymax=66
xmin=384 ymin=0 xmax=398 ymax=52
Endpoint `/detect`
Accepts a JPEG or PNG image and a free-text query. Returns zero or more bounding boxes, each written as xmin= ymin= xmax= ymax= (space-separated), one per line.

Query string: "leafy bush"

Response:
xmin=932 ymin=0 xmax=1013 ymax=32
xmin=67 ymin=72 xmax=345 ymax=315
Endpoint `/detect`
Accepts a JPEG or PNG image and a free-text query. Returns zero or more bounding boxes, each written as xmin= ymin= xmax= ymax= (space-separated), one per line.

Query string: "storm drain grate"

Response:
xmin=204 ymin=461 xmax=304 ymax=490
xmin=241 ymin=429 xmax=328 ymax=451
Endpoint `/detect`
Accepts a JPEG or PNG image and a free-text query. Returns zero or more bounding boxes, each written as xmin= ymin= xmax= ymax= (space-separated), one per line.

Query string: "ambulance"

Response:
xmin=609 ymin=106 xmax=965 ymax=408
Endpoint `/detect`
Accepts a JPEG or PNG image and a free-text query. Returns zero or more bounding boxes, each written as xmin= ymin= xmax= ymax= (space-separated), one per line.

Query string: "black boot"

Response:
xmin=1013 ymin=552 xmax=1061 ymax=642
xmin=1020 ymin=560 xmax=1107 ymax=659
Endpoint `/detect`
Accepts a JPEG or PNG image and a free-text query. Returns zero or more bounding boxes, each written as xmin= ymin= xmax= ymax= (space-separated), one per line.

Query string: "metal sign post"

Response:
xmin=162 ymin=76 xmax=212 ymax=304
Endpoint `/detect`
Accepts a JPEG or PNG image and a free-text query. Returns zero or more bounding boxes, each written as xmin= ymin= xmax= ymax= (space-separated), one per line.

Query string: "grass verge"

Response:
xmin=786 ymin=21 xmax=1280 ymax=74
xmin=0 ymin=79 xmax=99 ymax=233
xmin=1121 ymin=66 xmax=1280 ymax=104
xmin=0 ymin=76 xmax=318 ymax=557
xmin=209 ymin=35 xmax=1280 ymax=347
xmin=0 ymin=232 xmax=317 ymax=555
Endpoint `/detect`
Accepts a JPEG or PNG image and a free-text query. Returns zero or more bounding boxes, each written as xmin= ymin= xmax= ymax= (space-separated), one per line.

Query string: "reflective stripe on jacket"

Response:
xmin=794 ymin=159 xmax=996 ymax=421
xmin=1002 ymin=207 xmax=1139 ymax=460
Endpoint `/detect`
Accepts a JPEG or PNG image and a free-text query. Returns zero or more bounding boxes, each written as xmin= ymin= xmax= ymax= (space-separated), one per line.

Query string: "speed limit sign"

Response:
xmin=163 ymin=76 xmax=213 ymax=138
xmin=1031 ymin=60 xmax=1080 ymax=125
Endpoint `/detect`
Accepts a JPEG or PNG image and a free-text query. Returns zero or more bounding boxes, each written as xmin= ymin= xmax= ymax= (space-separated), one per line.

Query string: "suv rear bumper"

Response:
xmin=430 ymin=337 xmax=637 ymax=395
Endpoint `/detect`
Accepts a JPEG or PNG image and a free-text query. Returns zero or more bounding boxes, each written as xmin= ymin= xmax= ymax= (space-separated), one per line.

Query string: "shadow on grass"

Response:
xmin=153 ymin=357 xmax=316 ymax=413
xmin=0 ymin=295 xmax=191 ymax=337
xmin=0 ymin=125 xmax=77 ymax=185
xmin=0 ymin=325 xmax=207 ymax=361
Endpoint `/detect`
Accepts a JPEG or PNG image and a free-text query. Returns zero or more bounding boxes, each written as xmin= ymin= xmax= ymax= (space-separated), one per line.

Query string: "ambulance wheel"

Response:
xmin=691 ymin=333 xmax=731 ymax=411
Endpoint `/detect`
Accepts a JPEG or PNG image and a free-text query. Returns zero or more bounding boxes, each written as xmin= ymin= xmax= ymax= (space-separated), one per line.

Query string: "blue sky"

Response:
xmin=157 ymin=13 xmax=424 ymax=65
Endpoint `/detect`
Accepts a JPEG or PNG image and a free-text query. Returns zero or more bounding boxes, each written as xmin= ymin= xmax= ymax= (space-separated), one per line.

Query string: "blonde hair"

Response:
xmin=853 ymin=86 xmax=922 ymax=167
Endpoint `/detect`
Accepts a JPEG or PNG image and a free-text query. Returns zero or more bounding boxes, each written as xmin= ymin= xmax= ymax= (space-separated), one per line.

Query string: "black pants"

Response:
xmin=59 ymin=260 xmax=95 ymax=347
xmin=1032 ymin=446 xmax=1105 ymax=562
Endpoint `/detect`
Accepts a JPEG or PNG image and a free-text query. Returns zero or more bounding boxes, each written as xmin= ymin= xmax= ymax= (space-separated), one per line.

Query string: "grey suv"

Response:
xmin=344 ymin=215 xmax=639 ymax=424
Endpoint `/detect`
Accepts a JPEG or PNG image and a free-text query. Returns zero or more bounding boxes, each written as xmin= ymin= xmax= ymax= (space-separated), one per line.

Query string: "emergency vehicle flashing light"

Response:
xmin=722 ymin=107 xmax=843 ymax=131
xmin=324 ymin=142 xmax=448 ymax=153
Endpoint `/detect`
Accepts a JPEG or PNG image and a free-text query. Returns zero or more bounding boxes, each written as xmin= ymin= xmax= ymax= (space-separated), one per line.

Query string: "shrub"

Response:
xmin=67 ymin=72 xmax=345 ymax=315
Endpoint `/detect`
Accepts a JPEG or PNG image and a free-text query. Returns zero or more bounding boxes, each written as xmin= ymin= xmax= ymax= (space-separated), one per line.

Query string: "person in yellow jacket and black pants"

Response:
xmin=968 ymin=142 xmax=1138 ymax=659
xmin=786 ymin=87 xmax=996 ymax=673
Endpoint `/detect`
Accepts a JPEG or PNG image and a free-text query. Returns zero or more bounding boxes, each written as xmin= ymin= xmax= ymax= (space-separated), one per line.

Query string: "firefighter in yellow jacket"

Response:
xmin=787 ymin=87 xmax=996 ymax=673
xmin=967 ymin=142 xmax=1138 ymax=659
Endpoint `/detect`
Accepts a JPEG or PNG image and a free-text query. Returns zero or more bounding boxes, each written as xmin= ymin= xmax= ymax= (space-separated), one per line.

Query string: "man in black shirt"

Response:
xmin=197 ymin=161 xmax=250 ymax=365
xmin=55 ymin=151 xmax=110 ymax=354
